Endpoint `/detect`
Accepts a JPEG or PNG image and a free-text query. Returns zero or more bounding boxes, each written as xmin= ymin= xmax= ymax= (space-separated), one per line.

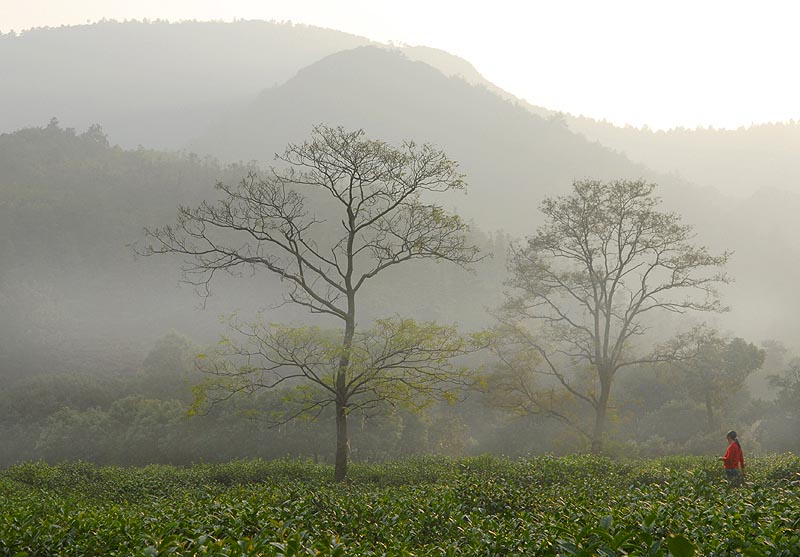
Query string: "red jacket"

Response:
xmin=722 ymin=441 xmax=745 ymax=470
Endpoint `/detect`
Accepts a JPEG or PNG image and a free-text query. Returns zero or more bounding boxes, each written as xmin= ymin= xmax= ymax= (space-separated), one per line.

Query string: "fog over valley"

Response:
xmin=1 ymin=18 xmax=799 ymax=468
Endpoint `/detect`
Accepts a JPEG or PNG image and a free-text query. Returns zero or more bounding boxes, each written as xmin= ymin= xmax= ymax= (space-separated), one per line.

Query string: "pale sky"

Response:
xmin=2 ymin=0 xmax=798 ymax=130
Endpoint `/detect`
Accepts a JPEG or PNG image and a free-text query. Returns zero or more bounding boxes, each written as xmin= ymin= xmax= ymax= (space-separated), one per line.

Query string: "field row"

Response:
xmin=2 ymin=455 xmax=799 ymax=556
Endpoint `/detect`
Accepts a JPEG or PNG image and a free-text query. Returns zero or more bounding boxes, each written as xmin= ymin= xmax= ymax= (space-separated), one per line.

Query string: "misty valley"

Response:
xmin=1 ymin=19 xmax=799 ymax=557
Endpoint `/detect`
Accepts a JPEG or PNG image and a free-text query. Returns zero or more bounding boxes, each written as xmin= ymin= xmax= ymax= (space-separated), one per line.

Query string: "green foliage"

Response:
xmin=193 ymin=317 xmax=484 ymax=439
xmin=2 ymin=455 xmax=799 ymax=556
xmin=758 ymin=359 xmax=800 ymax=453
xmin=666 ymin=534 xmax=695 ymax=557
xmin=670 ymin=332 xmax=765 ymax=431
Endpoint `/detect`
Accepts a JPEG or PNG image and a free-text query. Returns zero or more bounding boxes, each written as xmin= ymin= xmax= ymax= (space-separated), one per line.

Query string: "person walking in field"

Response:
xmin=719 ymin=430 xmax=745 ymax=487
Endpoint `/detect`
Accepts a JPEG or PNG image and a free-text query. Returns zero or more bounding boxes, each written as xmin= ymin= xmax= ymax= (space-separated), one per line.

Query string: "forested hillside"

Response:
xmin=2 ymin=121 xmax=798 ymax=467
xmin=0 ymin=123 xmax=508 ymax=466
xmin=3 ymin=20 xmax=795 ymax=202
xmin=0 ymin=122 xmax=504 ymax=380
xmin=0 ymin=122 xmax=237 ymax=378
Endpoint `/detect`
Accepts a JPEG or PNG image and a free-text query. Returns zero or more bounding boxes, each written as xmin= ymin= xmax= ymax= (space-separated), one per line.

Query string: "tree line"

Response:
xmin=2 ymin=124 xmax=799 ymax=477
xmin=137 ymin=126 xmax=794 ymax=479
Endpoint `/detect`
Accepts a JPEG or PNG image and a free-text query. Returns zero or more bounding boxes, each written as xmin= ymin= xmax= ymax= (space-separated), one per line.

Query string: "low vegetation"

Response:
xmin=2 ymin=455 xmax=798 ymax=556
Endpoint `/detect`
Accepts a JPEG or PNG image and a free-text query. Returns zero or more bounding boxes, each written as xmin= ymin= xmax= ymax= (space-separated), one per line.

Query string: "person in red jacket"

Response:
xmin=719 ymin=430 xmax=745 ymax=487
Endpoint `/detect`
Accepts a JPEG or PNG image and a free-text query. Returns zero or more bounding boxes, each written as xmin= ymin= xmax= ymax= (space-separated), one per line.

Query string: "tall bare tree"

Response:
xmin=501 ymin=179 xmax=730 ymax=453
xmin=141 ymin=125 xmax=482 ymax=480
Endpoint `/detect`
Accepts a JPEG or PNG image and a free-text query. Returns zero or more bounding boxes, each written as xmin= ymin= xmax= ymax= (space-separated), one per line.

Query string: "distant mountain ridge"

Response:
xmin=394 ymin=39 xmax=800 ymax=198
xmin=562 ymin=116 xmax=800 ymax=197
xmin=0 ymin=20 xmax=496 ymax=151
xmin=3 ymin=20 xmax=794 ymax=200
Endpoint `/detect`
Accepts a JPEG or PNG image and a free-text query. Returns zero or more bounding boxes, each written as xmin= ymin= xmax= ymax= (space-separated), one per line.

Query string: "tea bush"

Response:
xmin=1 ymin=454 xmax=798 ymax=556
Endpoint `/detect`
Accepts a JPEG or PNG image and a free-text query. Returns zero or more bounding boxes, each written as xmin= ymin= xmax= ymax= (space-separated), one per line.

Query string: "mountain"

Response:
xmin=188 ymin=45 xmax=800 ymax=348
xmin=0 ymin=20 xmax=373 ymax=148
xmin=430 ymin=62 xmax=800 ymax=201
xmin=563 ymin=117 xmax=800 ymax=197
xmin=429 ymin=58 xmax=800 ymax=200
xmin=2 ymin=22 xmax=799 ymax=361
xmin=4 ymin=20 xmax=795 ymax=201
xmin=190 ymin=46 xmax=698 ymax=235
xmin=398 ymin=45 xmax=497 ymax=87
xmin=0 ymin=20 xmax=499 ymax=152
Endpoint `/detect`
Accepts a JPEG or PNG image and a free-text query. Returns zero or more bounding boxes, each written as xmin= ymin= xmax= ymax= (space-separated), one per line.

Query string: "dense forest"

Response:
xmin=1 ymin=21 xmax=799 ymax=468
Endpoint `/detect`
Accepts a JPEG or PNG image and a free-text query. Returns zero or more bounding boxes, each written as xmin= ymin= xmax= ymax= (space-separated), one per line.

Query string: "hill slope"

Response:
xmin=3 ymin=20 xmax=795 ymax=201
xmin=0 ymin=20 xmax=372 ymax=147
xmin=191 ymin=46 xmax=688 ymax=235
xmin=0 ymin=20 xmax=497 ymax=151
xmin=564 ymin=117 xmax=800 ymax=197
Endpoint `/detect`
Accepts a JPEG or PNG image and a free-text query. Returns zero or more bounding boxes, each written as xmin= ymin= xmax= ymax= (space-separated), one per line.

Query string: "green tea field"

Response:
xmin=2 ymin=455 xmax=799 ymax=556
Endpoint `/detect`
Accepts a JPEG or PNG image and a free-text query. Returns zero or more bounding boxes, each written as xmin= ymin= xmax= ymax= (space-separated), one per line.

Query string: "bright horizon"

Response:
xmin=3 ymin=0 xmax=798 ymax=131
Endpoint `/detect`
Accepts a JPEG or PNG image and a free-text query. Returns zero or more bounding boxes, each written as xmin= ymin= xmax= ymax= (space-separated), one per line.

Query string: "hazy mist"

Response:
xmin=1 ymin=20 xmax=798 ymax=467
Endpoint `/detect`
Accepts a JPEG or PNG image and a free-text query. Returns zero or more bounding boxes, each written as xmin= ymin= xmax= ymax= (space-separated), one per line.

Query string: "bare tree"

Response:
xmin=141 ymin=125 xmax=483 ymax=480
xmin=501 ymin=179 xmax=730 ymax=453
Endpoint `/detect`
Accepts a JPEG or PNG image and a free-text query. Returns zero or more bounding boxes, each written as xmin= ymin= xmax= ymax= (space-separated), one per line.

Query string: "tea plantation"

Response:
xmin=2 ymin=455 xmax=798 ymax=556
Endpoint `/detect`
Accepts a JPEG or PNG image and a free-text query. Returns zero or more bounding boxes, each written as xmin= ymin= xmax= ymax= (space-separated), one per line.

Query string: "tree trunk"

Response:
xmin=591 ymin=371 xmax=612 ymax=454
xmin=333 ymin=315 xmax=355 ymax=482
xmin=334 ymin=399 xmax=349 ymax=482
xmin=705 ymin=393 xmax=715 ymax=432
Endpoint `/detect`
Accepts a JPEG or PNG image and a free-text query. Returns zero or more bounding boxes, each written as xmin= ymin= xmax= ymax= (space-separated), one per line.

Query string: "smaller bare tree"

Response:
xmin=500 ymin=179 xmax=730 ymax=453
